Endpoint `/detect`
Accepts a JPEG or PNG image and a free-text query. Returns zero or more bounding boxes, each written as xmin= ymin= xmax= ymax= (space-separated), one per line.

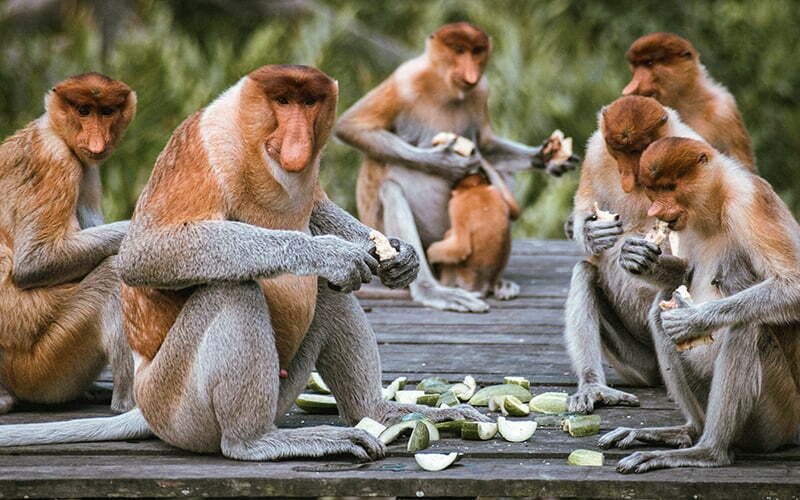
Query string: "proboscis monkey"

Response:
xmin=623 ymin=32 xmax=755 ymax=170
xmin=0 ymin=65 xmax=488 ymax=460
xmin=427 ymin=158 xmax=520 ymax=299
xmin=600 ymin=136 xmax=800 ymax=472
xmin=335 ymin=22 xmax=579 ymax=313
xmin=565 ymin=95 xmax=709 ymax=413
xmin=0 ymin=73 xmax=136 ymax=414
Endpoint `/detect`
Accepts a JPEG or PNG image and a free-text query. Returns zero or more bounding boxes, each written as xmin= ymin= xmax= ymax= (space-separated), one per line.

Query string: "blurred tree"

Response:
xmin=0 ymin=0 xmax=797 ymax=237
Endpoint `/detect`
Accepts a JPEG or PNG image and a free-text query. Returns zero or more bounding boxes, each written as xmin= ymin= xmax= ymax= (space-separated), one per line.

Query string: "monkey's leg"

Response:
xmin=1 ymin=257 xmax=120 ymax=407
xmin=0 ymin=384 xmax=14 ymax=414
xmin=98 ymin=276 xmax=135 ymax=414
xmin=492 ymin=278 xmax=520 ymax=300
xmin=309 ymin=282 xmax=490 ymax=425
xmin=379 ymin=181 xmax=489 ymax=313
xmin=139 ymin=282 xmax=384 ymax=462
xmin=615 ymin=323 xmax=775 ymax=473
xmin=565 ymin=261 xmax=650 ymax=413
xmin=427 ymin=233 xmax=471 ymax=264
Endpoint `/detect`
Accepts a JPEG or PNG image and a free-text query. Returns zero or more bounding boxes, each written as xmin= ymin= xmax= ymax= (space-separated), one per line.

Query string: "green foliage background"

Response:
xmin=1 ymin=0 xmax=797 ymax=238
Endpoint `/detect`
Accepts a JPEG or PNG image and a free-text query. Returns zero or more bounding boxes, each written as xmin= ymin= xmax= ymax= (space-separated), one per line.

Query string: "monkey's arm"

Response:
xmin=335 ymin=82 xmax=477 ymax=182
xmin=12 ymin=220 xmax=129 ymax=290
xmin=117 ymin=219 xmax=378 ymax=294
xmin=309 ymin=194 xmax=419 ymax=289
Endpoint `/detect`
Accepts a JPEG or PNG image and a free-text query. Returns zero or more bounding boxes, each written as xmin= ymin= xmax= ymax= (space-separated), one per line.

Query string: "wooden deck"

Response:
xmin=2 ymin=239 xmax=799 ymax=499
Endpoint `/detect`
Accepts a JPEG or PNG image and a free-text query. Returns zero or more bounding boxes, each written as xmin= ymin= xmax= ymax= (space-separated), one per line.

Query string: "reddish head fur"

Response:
xmin=427 ymin=22 xmax=491 ymax=91
xmin=625 ymin=33 xmax=696 ymax=66
xmin=46 ymin=73 xmax=136 ymax=164
xmin=602 ymin=95 xmax=669 ymax=193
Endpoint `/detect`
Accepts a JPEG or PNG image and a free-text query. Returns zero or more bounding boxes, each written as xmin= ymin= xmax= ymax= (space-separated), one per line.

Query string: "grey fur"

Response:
xmin=0 ymin=408 xmax=151 ymax=446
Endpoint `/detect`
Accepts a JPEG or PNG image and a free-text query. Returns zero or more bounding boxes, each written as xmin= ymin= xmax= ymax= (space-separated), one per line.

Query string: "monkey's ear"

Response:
xmin=681 ymin=50 xmax=692 ymax=58
xmin=659 ymin=113 xmax=669 ymax=125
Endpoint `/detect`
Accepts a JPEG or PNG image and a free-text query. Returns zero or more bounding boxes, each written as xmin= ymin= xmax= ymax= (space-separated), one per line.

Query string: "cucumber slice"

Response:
xmin=306 ymin=372 xmax=331 ymax=394
xmin=562 ymin=415 xmax=601 ymax=437
xmin=434 ymin=420 xmax=465 ymax=433
xmin=378 ymin=418 xmax=440 ymax=444
xmin=502 ymin=395 xmax=530 ymax=417
xmin=407 ymin=421 xmax=430 ymax=452
xmin=355 ymin=417 xmax=387 ymax=438
xmin=415 ymin=452 xmax=460 ymax=471
xmin=295 ymin=393 xmax=338 ymax=414
xmin=488 ymin=395 xmax=507 ymax=412
xmin=529 ymin=392 xmax=568 ymax=413
xmin=395 ymin=390 xmax=425 ymax=404
xmin=416 ymin=394 xmax=440 ymax=406
xmin=458 ymin=375 xmax=477 ymax=401
xmin=436 ymin=390 xmax=459 ymax=407
xmin=401 ymin=412 xmax=429 ymax=422
xmin=382 ymin=376 xmax=408 ymax=400
xmin=468 ymin=384 xmax=532 ymax=406
xmin=497 ymin=416 xmax=537 ymax=442
xmin=503 ymin=376 xmax=530 ymax=390
xmin=417 ymin=377 xmax=453 ymax=394
xmin=461 ymin=421 xmax=498 ymax=440
xmin=568 ymin=449 xmax=604 ymax=466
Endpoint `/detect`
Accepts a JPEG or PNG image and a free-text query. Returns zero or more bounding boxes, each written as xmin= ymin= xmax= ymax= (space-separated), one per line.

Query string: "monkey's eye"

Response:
xmin=276 ymin=96 xmax=289 ymax=105
xmin=472 ymin=47 xmax=485 ymax=55
xmin=644 ymin=59 xmax=654 ymax=67
xmin=100 ymin=106 xmax=114 ymax=116
xmin=454 ymin=46 xmax=466 ymax=55
xmin=304 ymin=97 xmax=316 ymax=106
xmin=77 ymin=105 xmax=91 ymax=116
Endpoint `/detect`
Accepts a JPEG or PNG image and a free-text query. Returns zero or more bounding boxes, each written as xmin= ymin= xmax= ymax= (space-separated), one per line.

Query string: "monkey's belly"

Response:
xmin=258 ymin=274 xmax=318 ymax=369
xmin=596 ymin=246 xmax=657 ymax=341
xmin=386 ymin=167 xmax=451 ymax=247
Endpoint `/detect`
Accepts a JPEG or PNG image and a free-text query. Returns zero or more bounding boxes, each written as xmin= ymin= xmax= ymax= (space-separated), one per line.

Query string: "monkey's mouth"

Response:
xmin=79 ymin=148 xmax=110 ymax=161
xmin=665 ymin=214 xmax=686 ymax=231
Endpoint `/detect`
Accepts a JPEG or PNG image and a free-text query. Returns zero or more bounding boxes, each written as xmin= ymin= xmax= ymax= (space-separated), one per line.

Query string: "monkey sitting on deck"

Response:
xmin=0 ymin=73 xmax=136 ymax=415
xmin=0 ymin=65 xmax=489 ymax=460
xmin=427 ymin=152 xmax=520 ymax=299
xmin=600 ymin=137 xmax=800 ymax=473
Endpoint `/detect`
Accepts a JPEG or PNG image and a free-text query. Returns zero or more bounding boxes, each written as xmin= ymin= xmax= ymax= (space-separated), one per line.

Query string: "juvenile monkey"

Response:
xmin=623 ymin=32 xmax=755 ymax=170
xmin=0 ymin=73 xmax=136 ymax=414
xmin=427 ymin=158 xmax=520 ymax=299
xmin=565 ymin=95 xmax=707 ymax=413
xmin=336 ymin=22 xmax=578 ymax=312
xmin=601 ymin=137 xmax=800 ymax=472
xmin=0 ymin=65 xmax=487 ymax=459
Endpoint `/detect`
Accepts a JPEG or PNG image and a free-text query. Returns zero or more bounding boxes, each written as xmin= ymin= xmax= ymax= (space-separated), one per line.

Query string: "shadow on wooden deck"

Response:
xmin=1 ymin=240 xmax=798 ymax=499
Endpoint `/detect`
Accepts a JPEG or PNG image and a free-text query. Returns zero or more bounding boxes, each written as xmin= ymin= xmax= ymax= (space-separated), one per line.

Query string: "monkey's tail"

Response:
xmin=0 ymin=408 xmax=153 ymax=446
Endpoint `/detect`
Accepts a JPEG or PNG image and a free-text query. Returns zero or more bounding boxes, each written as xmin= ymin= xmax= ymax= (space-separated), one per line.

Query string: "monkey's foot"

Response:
xmin=568 ymin=383 xmax=640 ymax=413
xmin=374 ymin=402 xmax=492 ymax=425
xmin=110 ymin=388 xmax=136 ymax=414
xmin=492 ymin=279 xmax=520 ymax=300
xmin=410 ymin=281 xmax=489 ymax=313
xmin=82 ymin=383 xmax=113 ymax=403
xmin=0 ymin=393 xmax=15 ymax=415
xmin=599 ymin=424 xmax=694 ymax=450
xmin=616 ymin=446 xmax=732 ymax=474
xmin=221 ymin=426 xmax=385 ymax=462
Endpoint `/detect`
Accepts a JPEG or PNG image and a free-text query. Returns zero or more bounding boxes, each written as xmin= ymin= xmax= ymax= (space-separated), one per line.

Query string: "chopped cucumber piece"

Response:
xmin=295 ymin=394 xmax=337 ymax=414
xmin=529 ymin=392 xmax=568 ymax=414
xmin=437 ymin=390 xmax=459 ymax=407
xmin=568 ymin=449 xmax=604 ymax=466
xmin=417 ymin=377 xmax=452 ymax=394
xmin=502 ymin=395 xmax=530 ymax=417
xmin=469 ymin=384 xmax=532 ymax=406
xmin=461 ymin=421 xmax=498 ymax=440
xmin=395 ymin=390 xmax=425 ymax=404
xmin=382 ymin=376 xmax=407 ymax=400
xmin=416 ymin=394 xmax=440 ymax=406
xmin=401 ymin=412 xmax=430 ymax=422
xmin=379 ymin=418 xmax=440 ymax=444
xmin=355 ymin=417 xmax=387 ymax=438
xmin=434 ymin=420 xmax=465 ymax=433
xmin=562 ymin=415 xmax=601 ymax=437
xmin=306 ymin=372 xmax=331 ymax=394
xmin=407 ymin=421 xmax=430 ymax=452
xmin=497 ymin=416 xmax=537 ymax=442
xmin=503 ymin=376 xmax=530 ymax=390
xmin=488 ymin=395 xmax=507 ymax=412
xmin=415 ymin=452 xmax=460 ymax=471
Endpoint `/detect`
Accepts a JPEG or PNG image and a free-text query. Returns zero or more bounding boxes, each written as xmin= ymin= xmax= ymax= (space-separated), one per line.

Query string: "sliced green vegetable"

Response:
xmin=568 ymin=449 xmax=604 ymax=466
xmin=416 ymin=394 xmax=440 ymax=406
xmin=461 ymin=421 xmax=498 ymax=440
xmin=306 ymin=372 xmax=331 ymax=394
xmin=395 ymin=390 xmax=425 ymax=404
xmin=382 ymin=376 xmax=407 ymax=400
xmin=529 ymin=392 xmax=568 ymax=414
xmin=295 ymin=394 xmax=337 ymax=414
xmin=434 ymin=420 xmax=465 ymax=433
xmin=497 ymin=416 xmax=537 ymax=442
xmin=415 ymin=452 xmax=460 ymax=471
xmin=502 ymin=395 xmax=530 ymax=417
xmin=503 ymin=376 xmax=530 ymax=390
xmin=562 ymin=415 xmax=601 ymax=437
xmin=468 ymin=384 xmax=532 ymax=406
xmin=355 ymin=417 xmax=387 ymax=438
xmin=407 ymin=421 xmax=430 ymax=452
xmin=437 ymin=390 xmax=459 ymax=407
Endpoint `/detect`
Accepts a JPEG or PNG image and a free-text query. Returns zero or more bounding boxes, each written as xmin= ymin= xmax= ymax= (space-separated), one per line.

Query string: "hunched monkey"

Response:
xmin=565 ymin=96 xmax=707 ymax=413
xmin=335 ymin=22 xmax=578 ymax=313
xmin=0 ymin=65 xmax=488 ymax=460
xmin=0 ymin=73 xmax=136 ymax=414
xmin=601 ymin=136 xmax=800 ymax=472
xmin=623 ymin=32 xmax=755 ymax=170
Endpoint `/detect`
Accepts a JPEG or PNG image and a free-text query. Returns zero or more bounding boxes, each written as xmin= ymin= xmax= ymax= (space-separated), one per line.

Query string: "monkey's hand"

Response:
xmin=312 ymin=235 xmax=379 ymax=293
xmin=371 ymin=237 xmax=419 ymax=289
xmin=564 ymin=213 xmax=575 ymax=240
xmin=619 ymin=237 xmax=661 ymax=275
xmin=532 ymin=138 xmax=581 ymax=177
xmin=583 ymin=214 xmax=623 ymax=255
xmin=420 ymin=140 xmax=481 ymax=182
xmin=659 ymin=291 xmax=711 ymax=346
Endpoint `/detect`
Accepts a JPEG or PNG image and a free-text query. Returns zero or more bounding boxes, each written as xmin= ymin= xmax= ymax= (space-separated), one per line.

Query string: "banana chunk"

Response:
xmin=369 ymin=230 xmax=399 ymax=261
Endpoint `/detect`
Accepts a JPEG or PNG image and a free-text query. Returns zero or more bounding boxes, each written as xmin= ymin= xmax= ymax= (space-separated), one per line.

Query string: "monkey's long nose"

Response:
xmin=280 ymin=116 xmax=313 ymax=172
xmin=622 ymin=79 xmax=639 ymax=96
xmin=463 ymin=64 xmax=480 ymax=86
xmin=647 ymin=202 xmax=665 ymax=218
xmin=88 ymin=135 xmax=106 ymax=155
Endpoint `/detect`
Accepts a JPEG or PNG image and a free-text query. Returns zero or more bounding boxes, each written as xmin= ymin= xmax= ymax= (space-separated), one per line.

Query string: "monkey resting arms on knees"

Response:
xmin=601 ymin=137 xmax=800 ymax=473
xmin=564 ymin=95 xmax=707 ymax=414
xmin=0 ymin=65 xmax=488 ymax=460
xmin=336 ymin=22 xmax=579 ymax=313
xmin=0 ymin=73 xmax=136 ymax=415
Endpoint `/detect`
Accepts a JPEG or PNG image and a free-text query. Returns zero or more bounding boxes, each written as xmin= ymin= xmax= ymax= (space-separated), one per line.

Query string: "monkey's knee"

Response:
xmin=427 ymin=238 xmax=470 ymax=264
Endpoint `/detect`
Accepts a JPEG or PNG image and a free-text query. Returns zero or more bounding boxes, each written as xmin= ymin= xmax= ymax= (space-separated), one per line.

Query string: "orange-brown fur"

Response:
xmin=0 ymin=73 xmax=135 ymax=403
xmin=624 ymin=33 xmax=755 ymax=170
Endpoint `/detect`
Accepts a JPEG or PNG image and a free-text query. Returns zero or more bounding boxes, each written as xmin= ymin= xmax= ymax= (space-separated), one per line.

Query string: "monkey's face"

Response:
xmin=428 ymin=23 xmax=491 ymax=93
xmin=640 ymin=137 xmax=712 ymax=231
xmin=48 ymin=74 xmax=136 ymax=165
xmin=602 ymin=96 xmax=669 ymax=193
xmin=623 ymin=33 xmax=698 ymax=107
xmin=249 ymin=65 xmax=338 ymax=172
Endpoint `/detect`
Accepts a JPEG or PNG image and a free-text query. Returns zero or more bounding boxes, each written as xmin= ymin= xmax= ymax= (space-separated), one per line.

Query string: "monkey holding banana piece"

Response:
xmin=0 ymin=65 xmax=488 ymax=461
xmin=0 ymin=73 xmax=136 ymax=415
xmin=336 ymin=22 xmax=579 ymax=313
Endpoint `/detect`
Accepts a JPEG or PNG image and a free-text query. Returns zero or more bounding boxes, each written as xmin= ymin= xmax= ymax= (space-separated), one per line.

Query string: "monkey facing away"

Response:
xmin=0 ymin=65 xmax=488 ymax=460
xmin=0 ymin=73 xmax=136 ymax=415
xmin=565 ymin=95 xmax=709 ymax=413
xmin=336 ymin=22 xmax=578 ymax=313
xmin=427 ymin=157 xmax=520 ymax=299
xmin=623 ymin=32 xmax=755 ymax=170
xmin=600 ymin=137 xmax=800 ymax=472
